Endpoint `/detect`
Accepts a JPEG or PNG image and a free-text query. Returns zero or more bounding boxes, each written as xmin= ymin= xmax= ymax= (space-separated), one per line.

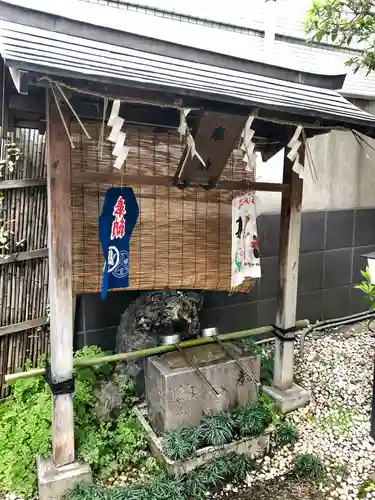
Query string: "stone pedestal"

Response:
xmin=145 ymin=342 xmax=260 ymax=433
xmin=37 ymin=457 xmax=92 ymax=500
xmin=263 ymin=383 xmax=310 ymax=413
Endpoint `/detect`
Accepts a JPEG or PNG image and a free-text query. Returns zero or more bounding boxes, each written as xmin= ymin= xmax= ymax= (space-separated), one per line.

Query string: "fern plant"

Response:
xmin=163 ymin=426 xmax=199 ymax=461
xmin=199 ymin=412 xmax=236 ymax=447
xmin=0 ymin=346 xmax=150 ymax=498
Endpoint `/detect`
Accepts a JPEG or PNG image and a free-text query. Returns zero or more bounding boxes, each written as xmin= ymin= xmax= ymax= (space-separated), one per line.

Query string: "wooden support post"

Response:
xmin=273 ymin=147 xmax=304 ymax=391
xmin=46 ymin=89 xmax=75 ymax=467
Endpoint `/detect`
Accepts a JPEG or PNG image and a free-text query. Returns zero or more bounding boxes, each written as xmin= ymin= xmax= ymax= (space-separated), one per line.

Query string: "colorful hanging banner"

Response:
xmin=99 ymin=187 xmax=139 ymax=299
xmin=231 ymin=192 xmax=261 ymax=288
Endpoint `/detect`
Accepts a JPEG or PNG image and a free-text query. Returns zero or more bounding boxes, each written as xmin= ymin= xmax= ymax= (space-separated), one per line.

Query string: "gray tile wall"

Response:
xmin=75 ymin=208 xmax=374 ymax=350
xmin=200 ymin=208 xmax=373 ymax=334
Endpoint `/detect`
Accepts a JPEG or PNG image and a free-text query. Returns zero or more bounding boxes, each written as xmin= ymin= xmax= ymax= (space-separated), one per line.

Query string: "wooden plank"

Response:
xmin=175 ymin=111 xmax=247 ymax=185
xmin=273 ymin=145 xmax=304 ymax=391
xmin=0 ymin=316 xmax=49 ymax=338
xmin=0 ymin=248 xmax=48 ymax=265
xmin=46 ymin=89 xmax=75 ymax=467
xmin=71 ymin=170 xmax=287 ymax=193
xmin=0 ymin=178 xmax=47 ymax=189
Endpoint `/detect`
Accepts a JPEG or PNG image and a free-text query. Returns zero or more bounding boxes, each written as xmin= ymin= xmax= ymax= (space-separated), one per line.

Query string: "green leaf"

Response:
xmin=0 ymin=345 xmax=151 ymax=497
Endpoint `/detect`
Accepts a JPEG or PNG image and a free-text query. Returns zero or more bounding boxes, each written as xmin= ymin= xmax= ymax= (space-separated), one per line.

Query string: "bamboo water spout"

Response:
xmin=5 ymin=320 xmax=309 ymax=384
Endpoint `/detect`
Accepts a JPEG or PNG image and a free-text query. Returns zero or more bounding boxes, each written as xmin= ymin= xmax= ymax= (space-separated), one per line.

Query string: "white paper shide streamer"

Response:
xmin=231 ymin=193 xmax=261 ymax=288
xmin=241 ymin=114 xmax=257 ymax=173
xmin=107 ymin=99 xmax=129 ymax=170
xmin=178 ymin=109 xmax=206 ymax=168
xmin=287 ymin=125 xmax=304 ymax=179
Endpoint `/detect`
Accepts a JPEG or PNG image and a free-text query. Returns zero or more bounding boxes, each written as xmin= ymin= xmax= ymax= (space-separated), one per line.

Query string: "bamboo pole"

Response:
xmin=5 ymin=319 xmax=309 ymax=384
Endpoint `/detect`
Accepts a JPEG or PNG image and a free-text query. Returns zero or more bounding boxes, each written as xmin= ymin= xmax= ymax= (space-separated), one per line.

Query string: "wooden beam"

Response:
xmin=0 ymin=248 xmax=48 ymax=265
xmin=46 ymin=89 xmax=75 ymax=467
xmin=0 ymin=316 xmax=49 ymax=338
xmin=0 ymin=178 xmax=47 ymax=189
xmin=9 ymin=67 xmax=29 ymax=95
xmin=273 ymin=145 xmax=304 ymax=391
xmin=71 ymin=170 xmax=288 ymax=193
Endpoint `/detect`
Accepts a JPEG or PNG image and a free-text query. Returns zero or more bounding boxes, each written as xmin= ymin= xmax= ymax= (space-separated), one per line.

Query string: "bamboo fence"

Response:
xmin=0 ymin=128 xmax=49 ymax=398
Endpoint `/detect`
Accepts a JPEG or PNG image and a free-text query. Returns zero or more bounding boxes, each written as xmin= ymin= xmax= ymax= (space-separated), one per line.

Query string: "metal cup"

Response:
xmin=158 ymin=333 xmax=181 ymax=346
xmin=200 ymin=327 xmax=218 ymax=338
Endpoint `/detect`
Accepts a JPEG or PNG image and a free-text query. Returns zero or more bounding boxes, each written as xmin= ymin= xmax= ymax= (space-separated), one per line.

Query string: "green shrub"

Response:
xmin=234 ymin=397 xmax=274 ymax=438
xmin=227 ymin=453 xmax=256 ymax=482
xmin=201 ymin=456 xmax=231 ymax=488
xmin=358 ymin=479 xmax=375 ymax=499
xmin=183 ymin=469 xmax=209 ymax=500
xmin=0 ymin=346 xmax=149 ymax=498
xmin=294 ymin=453 xmax=325 ymax=482
xmin=240 ymin=338 xmax=262 ymax=356
xmin=163 ymin=426 xmax=199 ymax=461
xmin=145 ymin=476 xmax=188 ymax=500
xmin=110 ymin=486 xmax=149 ymax=500
xmin=240 ymin=339 xmax=274 ymax=386
xmin=163 ymin=395 xmax=273 ymax=461
xmin=260 ymin=356 xmax=274 ymax=386
xmin=63 ymin=483 xmax=110 ymax=500
xmin=199 ymin=412 xmax=236 ymax=447
xmin=274 ymin=421 xmax=299 ymax=447
xmin=66 ymin=452 xmax=255 ymax=500
xmin=183 ymin=454 xmax=248 ymax=499
xmin=0 ymin=364 xmax=52 ymax=497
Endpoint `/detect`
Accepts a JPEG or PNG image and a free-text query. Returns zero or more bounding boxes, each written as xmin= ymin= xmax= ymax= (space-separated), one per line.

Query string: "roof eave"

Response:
xmin=0 ymin=0 xmax=347 ymax=91
xmin=7 ymin=59 xmax=375 ymax=139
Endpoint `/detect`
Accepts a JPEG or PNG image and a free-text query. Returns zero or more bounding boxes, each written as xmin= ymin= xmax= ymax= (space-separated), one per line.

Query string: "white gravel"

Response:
xmin=245 ymin=323 xmax=375 ymax=499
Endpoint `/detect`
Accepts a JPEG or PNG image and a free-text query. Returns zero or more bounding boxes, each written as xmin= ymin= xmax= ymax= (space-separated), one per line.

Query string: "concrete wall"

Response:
xmin=75 ymin=100 xmax=375 ymax=351
xmin=258 ymin=100 xmax=375 ymax=214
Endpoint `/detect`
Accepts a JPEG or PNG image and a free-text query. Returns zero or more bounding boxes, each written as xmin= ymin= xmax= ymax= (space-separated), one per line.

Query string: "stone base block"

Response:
xmin=37 ymin=457 xmax=92 ymax=500
xmin=262 ymin=383 xmax=310 ymax=413
xmin=145 ymin=342 xmax=260 ymax=433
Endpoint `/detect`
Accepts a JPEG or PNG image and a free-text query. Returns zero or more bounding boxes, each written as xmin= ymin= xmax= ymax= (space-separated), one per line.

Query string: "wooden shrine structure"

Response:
xmin=1 ymin=0 xmax=375 ymax=477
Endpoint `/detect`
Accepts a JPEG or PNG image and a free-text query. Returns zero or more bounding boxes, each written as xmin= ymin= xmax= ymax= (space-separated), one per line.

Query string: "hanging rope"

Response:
xmin=50 ymin=83 xmax=75 ymax=149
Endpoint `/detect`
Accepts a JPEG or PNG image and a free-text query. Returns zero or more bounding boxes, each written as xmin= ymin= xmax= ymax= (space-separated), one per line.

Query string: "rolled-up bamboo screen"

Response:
xmin=71 ymin=122 xmax=254 ymax=293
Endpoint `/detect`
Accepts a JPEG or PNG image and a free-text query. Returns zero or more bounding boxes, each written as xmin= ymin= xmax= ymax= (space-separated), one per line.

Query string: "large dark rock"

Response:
xmin=95 ymin=290 xmax=203 ymax=418
xmin=116 ymin=290 xmax=203 ymax=383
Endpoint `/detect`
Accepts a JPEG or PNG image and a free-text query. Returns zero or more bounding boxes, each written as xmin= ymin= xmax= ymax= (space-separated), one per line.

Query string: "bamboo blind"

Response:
xmin=71 ymin=122 xmax=255 ymax=293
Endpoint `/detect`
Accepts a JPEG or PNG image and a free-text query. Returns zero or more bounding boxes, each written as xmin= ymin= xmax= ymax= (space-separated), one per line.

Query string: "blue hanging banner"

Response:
xmin=99 ymin=187 xmax=139 ymax=299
